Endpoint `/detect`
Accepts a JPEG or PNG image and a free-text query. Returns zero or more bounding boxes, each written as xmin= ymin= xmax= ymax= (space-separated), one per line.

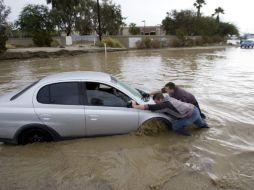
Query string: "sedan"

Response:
xmin=0 ymin=71 xmax=172 ymax=144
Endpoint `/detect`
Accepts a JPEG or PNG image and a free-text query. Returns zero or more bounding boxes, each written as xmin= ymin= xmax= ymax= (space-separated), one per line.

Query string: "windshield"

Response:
xmin=112 ymin=77 xmax=142 ymax=99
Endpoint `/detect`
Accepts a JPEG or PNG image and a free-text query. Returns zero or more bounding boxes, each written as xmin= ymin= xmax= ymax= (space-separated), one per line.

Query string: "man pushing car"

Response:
xmin=150 ymin=82 xmax=206 ymax=119
xmin=131 ymin=93 xmax=209 ymax=136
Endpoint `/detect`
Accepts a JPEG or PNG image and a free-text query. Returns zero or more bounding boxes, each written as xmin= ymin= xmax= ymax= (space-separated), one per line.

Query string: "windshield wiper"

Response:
xmin=136 ymin=88 xmax=150 ymax=102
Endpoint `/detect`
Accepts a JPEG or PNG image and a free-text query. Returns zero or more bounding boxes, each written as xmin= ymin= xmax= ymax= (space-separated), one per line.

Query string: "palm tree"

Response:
xmin=193 ymin=0 xmax=206 ymax=18
xmin=46 ymin=0 xmax=57 ymax=8
xmin=212 ymin=7 xmax=224 ymax=22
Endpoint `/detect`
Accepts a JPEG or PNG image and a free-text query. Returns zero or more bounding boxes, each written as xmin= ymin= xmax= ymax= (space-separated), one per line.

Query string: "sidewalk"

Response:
xmin=0 ymin=45 xmax=127 ymax=60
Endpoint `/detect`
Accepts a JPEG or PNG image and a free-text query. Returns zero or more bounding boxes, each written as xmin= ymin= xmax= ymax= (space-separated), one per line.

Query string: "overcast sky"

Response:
xmin=5 ymin=0 xmax=254 ymax=33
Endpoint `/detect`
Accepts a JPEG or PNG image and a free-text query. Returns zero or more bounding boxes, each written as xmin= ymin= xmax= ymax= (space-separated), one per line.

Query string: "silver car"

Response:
xmin=0 ymin=71 xmax=172 ymax=144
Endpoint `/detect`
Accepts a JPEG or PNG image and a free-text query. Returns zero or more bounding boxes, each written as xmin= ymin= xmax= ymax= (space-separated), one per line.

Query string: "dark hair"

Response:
xmin=153 ymin=93 xmax=164 ymax=101
xmin=165 ymin=82 xmax=176 ymax=89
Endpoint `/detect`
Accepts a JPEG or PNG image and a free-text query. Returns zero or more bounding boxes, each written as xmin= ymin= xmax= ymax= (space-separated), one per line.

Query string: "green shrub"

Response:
xmin=171 ymin=38 xmax=183 ymax=47
xmin=136 ymin=40 xmax=146 ymax=49
xmin=136 ymin=37 xmax=162 ymax=49
xmin=202 ymin=35 xmax=224 ymax=44
xmin=151 ymin=39 xmax=161 ymax=49
xmin=176 ymin=28 xmax=186 ymax=41
xmin=184 ymin=39 xmax=195 ymax=47
xmin=194 ymin=38 xmax=204 ymax=46
xmin=50 ymin=39 xmax=60 ymax=47
xmin=144 ymin=37 xmax=152 ymax=48
xmin=100 ymin=37 xmax=124 ymax=48
xmin=33 ymin=32 xmax=53 ymax=47
xmin=0 ymin=25 xmax=8 ymax=53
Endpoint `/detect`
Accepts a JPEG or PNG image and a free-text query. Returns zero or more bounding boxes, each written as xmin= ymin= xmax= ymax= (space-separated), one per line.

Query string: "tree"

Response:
xmin=0 ymin=24 xmax=8 ymax=52
xmin=218 ymin=22 xmax=239 ymax=36
xmin=75 ymin=0 xmax=95 ymax=35
xmin=0 ymin=0 xmax=10 ymax=52
xmin=129 ymin=23 xmax=140 ymax=35
xmin=162 ymin=10 xmax=196 ymax=35
xmin=161 ymin=9 xmax=239 ymax=37
xmin=16 ymin=4 xmax=55 ymax=46
xmin=95 ymin=0 xmax=125 ymax=35
xmin=0 ymin=0 xmax=10 ymax=24
xmin=212 ymin=7 xmax=224 ymax=22
xmin=162 ymin=12 xmax=175 ymax=35
xmin=47 ymin=0 xmax=79 ymax=36
xmin=193 ymin=0 xmax=206 ymax=18
xmin=47 ymin=0 xmax=124 ymax=37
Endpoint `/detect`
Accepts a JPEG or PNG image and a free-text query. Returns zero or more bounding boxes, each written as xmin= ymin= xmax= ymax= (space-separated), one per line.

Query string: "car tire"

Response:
xmin=19 ymin=128 xmax=53 ymax=145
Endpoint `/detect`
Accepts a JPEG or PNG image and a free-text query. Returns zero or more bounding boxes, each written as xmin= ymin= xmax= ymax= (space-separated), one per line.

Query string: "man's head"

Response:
xmin=164 ymin=82 xmax=176 ymax=94
xmin=153 ymin=93 xmax=165 ymax=104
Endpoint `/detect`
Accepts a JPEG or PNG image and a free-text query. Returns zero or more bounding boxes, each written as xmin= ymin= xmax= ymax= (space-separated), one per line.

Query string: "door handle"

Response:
xmin=88 ymin=115 xmax=99 ymax=121
xmin=40 ymin=114 xmax=52 ymax=121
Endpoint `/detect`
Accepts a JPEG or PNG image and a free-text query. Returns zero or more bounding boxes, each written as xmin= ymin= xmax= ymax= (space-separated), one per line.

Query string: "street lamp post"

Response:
xmin=142 ymin=20 xmax=146 ymax=35
xmin=157 ymin=24 xmax=161 ymax=36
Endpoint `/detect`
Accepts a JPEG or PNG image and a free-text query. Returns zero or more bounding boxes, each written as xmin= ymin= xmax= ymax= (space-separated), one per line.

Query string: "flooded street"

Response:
xmin=0 ymin=47 xmax=254 ymax=190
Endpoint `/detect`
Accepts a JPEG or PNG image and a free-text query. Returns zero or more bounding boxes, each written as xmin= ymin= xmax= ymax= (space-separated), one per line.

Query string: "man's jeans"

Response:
xmin=172 ymin=107 xmax=206 ymax=130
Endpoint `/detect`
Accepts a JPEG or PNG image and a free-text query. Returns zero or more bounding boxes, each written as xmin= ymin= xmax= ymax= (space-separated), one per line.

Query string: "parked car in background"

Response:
xmin=0 ymin=71 xmax=173 ymax=144
xmin=240 ymin=40 xmax=254 ymax=48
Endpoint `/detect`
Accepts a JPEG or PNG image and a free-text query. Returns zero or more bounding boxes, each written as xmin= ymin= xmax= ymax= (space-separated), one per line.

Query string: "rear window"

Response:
xmin=37 ymin=82 xmax=81 ymax=105
xmin=10 ymin=81 xmax=39 ymax=101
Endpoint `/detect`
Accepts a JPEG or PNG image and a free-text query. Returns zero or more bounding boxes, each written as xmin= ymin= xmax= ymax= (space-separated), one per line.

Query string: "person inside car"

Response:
xmin=150 ymin=82 xmax=206 ymax=119
xmin=131 ymin=93 xmax=209 ymax=136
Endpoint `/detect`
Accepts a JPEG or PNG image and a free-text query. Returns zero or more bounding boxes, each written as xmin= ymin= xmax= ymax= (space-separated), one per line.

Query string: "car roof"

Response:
xmin=39 ymin=71 xmax=112 ymax=84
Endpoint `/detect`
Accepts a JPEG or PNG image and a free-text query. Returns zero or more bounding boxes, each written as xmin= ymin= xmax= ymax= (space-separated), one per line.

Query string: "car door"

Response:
xmin=83 ymin=82 xmax=139 ymax=136
xmin=33 ymin=82 xmax=86 ymax=138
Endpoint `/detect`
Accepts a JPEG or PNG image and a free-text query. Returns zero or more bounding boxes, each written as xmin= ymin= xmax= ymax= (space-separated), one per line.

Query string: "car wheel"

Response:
xmin=19 ymin=128 xmax=53 ymax=145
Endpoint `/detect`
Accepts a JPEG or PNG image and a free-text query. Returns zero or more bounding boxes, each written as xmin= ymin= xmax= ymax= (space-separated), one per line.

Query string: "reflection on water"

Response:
xmin=0 ymin=47 xmax=254 ymax=189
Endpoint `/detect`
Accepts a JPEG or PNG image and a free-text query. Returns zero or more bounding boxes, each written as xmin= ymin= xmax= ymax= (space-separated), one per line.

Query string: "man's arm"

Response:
xmin=149 ymin=87 xmax=166 ymax=96
xmin=131 ymin=100 xmax=145 ymax=110
xmin=149 ymin=90 xmax=161 ymax=96
xmin=131 ymin=100 xmax=170 ymax=112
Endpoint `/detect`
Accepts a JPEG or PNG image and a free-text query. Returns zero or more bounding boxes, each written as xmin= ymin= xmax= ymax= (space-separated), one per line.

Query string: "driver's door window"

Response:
xmin=85 ymin=82 xmax=130 ymax=107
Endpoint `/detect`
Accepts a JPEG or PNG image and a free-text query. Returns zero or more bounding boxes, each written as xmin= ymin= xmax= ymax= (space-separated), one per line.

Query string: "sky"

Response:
xmin=4 ymin=0 xmax=254 ymax=33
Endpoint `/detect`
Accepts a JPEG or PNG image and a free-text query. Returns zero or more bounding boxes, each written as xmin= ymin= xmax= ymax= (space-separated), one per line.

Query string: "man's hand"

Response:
xmin=131 ymin=100 xmax=145 ymax=110
xmin=131 ymin=100 xmax=138 ymax=108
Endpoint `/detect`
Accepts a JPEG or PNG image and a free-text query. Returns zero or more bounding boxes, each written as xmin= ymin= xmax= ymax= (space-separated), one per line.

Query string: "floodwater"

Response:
xmin=0 ymin=47 xmax=254 ymax=190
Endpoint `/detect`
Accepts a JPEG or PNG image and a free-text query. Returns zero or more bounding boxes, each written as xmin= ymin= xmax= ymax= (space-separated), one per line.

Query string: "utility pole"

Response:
xmin=97 ymin=0 xmax=102 ymax=42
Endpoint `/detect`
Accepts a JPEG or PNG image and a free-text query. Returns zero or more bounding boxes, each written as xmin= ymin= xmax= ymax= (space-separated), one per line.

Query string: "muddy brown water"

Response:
xmin=0 ymin=47 xmax=254 ymax=190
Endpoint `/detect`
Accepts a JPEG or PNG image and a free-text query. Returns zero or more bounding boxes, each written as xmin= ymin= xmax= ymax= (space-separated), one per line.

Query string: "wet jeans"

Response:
xmin=172 ymin=107 xmax=206 ymax=130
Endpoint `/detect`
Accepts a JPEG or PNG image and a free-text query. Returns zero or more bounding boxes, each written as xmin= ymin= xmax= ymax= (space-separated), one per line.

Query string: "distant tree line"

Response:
xmin=162 ymin=0 xmax=239 ymax=37
xmin=14 ymin=0 xmax=125 ymax=46
xmin=0 ymin=0 xmax=240 ymax=50
xmin=129 ymin=0 xmax=238 ymax=38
